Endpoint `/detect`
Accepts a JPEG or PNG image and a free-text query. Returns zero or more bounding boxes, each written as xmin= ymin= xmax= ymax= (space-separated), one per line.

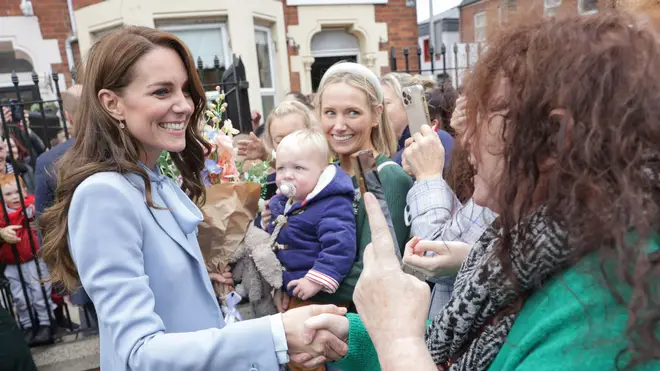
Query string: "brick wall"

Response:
xmin=280 ymin=1 xmax=417 ymax=89
xmin=1 ymin=0 xmax=102 ymax=85
xmin=459 ymin=0 xmax=612 ymax=43
xmin=281 ymin=0 xmax=300 ymax=93
xmin=375 ymin=0 xmax=418 ymax=74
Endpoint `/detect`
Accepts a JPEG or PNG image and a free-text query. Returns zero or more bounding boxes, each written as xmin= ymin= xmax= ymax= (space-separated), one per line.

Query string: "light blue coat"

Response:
xmin=67 ymin=166 xmax=281 ymax=370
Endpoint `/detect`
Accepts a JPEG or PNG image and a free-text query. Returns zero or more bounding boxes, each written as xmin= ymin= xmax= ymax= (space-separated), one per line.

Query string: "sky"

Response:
xmin=416 ymin=0 xmax=462 ymax=23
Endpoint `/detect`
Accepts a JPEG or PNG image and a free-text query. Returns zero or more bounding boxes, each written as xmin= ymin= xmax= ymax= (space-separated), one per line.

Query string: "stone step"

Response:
xmin=31 ymin=334 xmax=100 ymax=371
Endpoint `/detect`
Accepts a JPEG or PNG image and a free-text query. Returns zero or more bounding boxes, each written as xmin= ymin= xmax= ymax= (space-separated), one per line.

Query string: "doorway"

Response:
xmin=311 ymin=55 xmax=357 ymax=92
xmin=310 ymin=29 xmax=361 ymax=92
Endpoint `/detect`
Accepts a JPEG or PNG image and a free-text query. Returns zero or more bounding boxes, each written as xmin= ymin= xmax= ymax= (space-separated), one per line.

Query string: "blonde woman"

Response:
xmin=296 ymin=62 xmax=413 ymax=310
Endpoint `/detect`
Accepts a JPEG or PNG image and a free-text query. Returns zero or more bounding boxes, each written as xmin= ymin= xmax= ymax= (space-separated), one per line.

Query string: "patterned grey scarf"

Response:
xmin=425 ymin=209 xmax=571 ymax=370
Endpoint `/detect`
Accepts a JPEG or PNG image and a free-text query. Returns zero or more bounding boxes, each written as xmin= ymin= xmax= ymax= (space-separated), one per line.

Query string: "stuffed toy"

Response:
xmin=229 ymin=224 xmax=283 ymax=317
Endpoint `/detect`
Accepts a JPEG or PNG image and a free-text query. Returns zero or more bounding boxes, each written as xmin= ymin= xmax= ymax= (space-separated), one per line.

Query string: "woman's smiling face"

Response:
xmin=320 ymin=82 xmax=377 ymax=157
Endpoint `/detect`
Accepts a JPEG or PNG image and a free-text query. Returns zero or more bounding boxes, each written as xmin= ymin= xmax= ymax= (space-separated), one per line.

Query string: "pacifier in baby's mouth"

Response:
xmin=279 ymin=182 xmax=297 ymax=198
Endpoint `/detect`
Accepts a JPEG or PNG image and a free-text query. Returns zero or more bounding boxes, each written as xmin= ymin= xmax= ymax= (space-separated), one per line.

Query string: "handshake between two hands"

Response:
xmin=282 ymin=304 xmax=350 ymax=368
xmin=209 ymin=265 xmax=349 ymax=368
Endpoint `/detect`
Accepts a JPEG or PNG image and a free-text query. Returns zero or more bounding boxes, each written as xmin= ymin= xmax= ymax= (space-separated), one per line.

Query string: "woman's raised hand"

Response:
xmin=402 ymin=124 xmax=446 ymax=180
xmin=450 ymin=95 xmax=467 ymax=135
xmin=237 ymin=132 xmax=269 ymax=161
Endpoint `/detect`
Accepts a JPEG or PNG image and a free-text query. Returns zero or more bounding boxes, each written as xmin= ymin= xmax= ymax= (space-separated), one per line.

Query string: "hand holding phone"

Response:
xmin=402 ymin=85 xmax=431 ymax=135
xmin=351 ymin=150 xmax=401 ymax=259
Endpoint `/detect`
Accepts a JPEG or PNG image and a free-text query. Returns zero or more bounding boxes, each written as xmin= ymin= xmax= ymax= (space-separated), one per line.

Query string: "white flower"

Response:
xmin=211 ymin=116 xmax=220 ymax=124
xmin=258 ymin=198 xmax=266 ymax=213
xmin=205 ymin=111 xmax=215 ymax=118
xmin=210 ymin=103 xmax=217 ymax=110
xmin=219 ymin=93 xmax=225 ymax=101
xmin=222 ymin=120 xmax=240 ymax=135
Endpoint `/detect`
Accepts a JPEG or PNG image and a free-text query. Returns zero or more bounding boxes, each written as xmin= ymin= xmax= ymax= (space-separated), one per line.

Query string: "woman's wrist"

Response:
xmin=416 ymin=172 xmax=444 ymax=182
xmin=376 ymin=337 xmax=434 ymax=369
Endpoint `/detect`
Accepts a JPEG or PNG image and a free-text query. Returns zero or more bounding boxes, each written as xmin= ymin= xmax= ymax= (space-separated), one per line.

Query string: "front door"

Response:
xmin=310 ymin=55 xmax=358 ymax=92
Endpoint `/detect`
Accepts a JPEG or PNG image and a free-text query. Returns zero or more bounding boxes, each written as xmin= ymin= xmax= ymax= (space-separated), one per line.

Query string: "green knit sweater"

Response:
xmin=332 ymin=235 xmax=660 ymax=370
xmin=315 ymin=155 xmax=413 ymax=304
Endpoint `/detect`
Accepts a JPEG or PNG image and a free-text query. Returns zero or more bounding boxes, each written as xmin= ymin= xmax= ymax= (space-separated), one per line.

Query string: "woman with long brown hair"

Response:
xmin=39 ymin=27 xmax=346 ymax=370
xmin=295 ymin=9 xmax=660 ymax=371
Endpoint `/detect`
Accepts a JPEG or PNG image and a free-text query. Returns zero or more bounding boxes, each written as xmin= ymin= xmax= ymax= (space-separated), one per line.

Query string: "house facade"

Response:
xmin=282 ymin=0 xmax=418 ymax=94
xmin=1 ymin=0 xmax=419 ymax=115
xmin=459 ymin=0 xmax=607 ymax=43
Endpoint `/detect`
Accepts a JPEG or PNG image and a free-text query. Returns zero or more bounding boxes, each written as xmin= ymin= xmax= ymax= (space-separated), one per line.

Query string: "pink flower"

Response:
xmin=214 ymin=132 xmax=234 ymax=156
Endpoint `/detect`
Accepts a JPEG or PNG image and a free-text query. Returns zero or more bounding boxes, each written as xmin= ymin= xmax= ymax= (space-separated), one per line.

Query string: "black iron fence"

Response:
xmin=390 ymin=42 xmax=484 ymax=89
xmin=196 ymin=54 xmax=252 ymax=134
xmin=0 ymin=69 xmax=98 ymax=347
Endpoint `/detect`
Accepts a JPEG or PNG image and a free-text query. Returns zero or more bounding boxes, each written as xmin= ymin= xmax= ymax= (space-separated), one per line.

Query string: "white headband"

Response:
xmin=318 ymin=62 xmax=384 ymax=103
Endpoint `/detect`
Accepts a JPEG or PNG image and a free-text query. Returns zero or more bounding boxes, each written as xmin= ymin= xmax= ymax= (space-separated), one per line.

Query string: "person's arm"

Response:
xmin=331 ymin=314 xmax=435 ymax=371
xmin=68 ymin=179 xmax=282 ymax=370
xmin=308 ymin=196 xmax=357 ymax=293
xmin=28 ymin=131 xmax=45 ymax=156
xmin=406 ymin=177 xmax=460 ymax=241
xmin=33 ymin=155 xmax=51 ymax=217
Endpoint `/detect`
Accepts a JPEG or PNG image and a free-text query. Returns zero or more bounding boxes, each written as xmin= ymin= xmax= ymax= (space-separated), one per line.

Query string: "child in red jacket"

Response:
xmin=0 ymin=174 xmax=53 ymax=344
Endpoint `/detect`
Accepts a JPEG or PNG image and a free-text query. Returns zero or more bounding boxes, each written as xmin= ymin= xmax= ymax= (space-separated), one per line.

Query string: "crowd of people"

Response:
xmin=0 ymin=85 xmax=89 ymax=366
xmin=1 ymin=3 xmax=660 ymax=371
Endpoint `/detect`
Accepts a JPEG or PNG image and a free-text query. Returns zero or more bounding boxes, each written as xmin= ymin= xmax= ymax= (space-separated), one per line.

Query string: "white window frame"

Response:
xmin=255 ymin=25 xmax=277 ymax=116
xmin=287 ymin=0 xmax=386 ymax=5
xmin=578 ymin=0 xmax=598 ymax=15
xmin=159 ymin=23 xmax=232 ymax=69
xmin=474 ymin=12 xmax=487 ymax=43
xmin=544 ymin=0 xmax=561 ymax=16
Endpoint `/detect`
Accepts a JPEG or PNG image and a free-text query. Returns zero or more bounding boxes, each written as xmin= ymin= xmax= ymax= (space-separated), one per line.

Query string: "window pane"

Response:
xmin=262 ymin=95 xmax=275 ymax=121
xmin=581 ymin=0 xmax=598 ymax=12
xmin=255 ymin=29 xmax=274 ymax=89
xmin=168 ymin=26 xmax=226 ymax=69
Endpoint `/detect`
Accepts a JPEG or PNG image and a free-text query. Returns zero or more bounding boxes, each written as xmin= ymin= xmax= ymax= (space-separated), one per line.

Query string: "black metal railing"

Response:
xmin=195 ymin=54 xmax=252 ymax=134
xmin=390 ymin=42 xmax=483 ymax=88
xmin=0 ymin=69 xmax=97 ymax=347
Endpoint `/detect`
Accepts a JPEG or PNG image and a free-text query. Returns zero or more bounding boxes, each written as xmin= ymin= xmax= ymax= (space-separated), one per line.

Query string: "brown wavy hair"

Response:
xmin=463 ymin=10 xmax=660 ymax=369
xmin=40 ymin=26 xmax=211 ymax=291
xmin=426 ymin=86 xmax=459 ymax=136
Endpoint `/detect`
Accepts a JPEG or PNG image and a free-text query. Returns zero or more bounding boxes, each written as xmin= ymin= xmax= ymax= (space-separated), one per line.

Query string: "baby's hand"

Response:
xmin=287 ymin=277 xmax=323 ymax=301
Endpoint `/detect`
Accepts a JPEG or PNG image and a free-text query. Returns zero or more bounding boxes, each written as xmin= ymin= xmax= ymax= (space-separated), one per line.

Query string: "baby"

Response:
xmin=267 ymin=129 xmax=356 ymax=306
xmin=0 ymin=174 xmax=54 ymax=344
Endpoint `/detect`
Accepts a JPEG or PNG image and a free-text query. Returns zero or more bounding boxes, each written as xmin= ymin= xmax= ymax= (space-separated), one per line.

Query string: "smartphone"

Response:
xmin=350 ymin=149 xmax=377 ymax=196
xmin=402 ymin=85 xmax=431 ymax=135
xmin=350 ymin=149 xmax=403 ymax=260
xmin=9 ymin=100 xmax=24 ymax=123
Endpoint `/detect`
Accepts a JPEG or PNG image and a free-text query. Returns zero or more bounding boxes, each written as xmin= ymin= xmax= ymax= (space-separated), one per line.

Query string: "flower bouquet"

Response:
xmin=158 ymin=87 xmax=280 ymax=322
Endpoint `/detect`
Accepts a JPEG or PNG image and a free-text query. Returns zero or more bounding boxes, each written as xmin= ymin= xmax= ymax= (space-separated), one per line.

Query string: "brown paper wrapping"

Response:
xmin=198 ymin=182 xmax=262 ymax=298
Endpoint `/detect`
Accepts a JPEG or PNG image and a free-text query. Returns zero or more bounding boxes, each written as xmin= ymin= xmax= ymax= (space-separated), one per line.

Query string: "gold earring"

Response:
xmin=119 ymin=120 xmax=125 ymax=129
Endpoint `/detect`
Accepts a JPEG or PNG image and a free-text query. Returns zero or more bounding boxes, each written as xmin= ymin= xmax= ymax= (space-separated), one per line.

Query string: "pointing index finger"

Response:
xmin=363 ymin=192 xmax=400 ymax=269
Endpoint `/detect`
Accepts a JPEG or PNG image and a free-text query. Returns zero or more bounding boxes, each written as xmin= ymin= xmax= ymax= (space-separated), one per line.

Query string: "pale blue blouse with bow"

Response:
xmin=67 ymin=164 xmax=287 ymax=370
